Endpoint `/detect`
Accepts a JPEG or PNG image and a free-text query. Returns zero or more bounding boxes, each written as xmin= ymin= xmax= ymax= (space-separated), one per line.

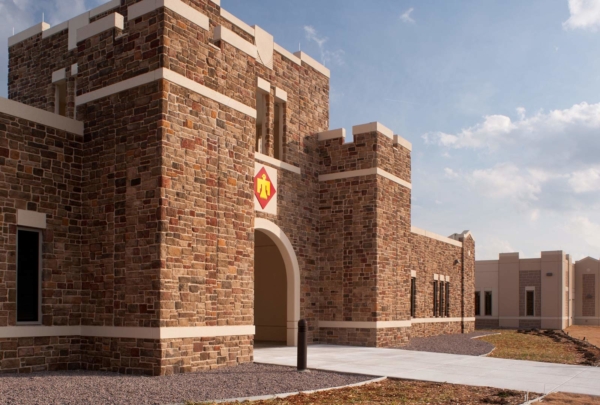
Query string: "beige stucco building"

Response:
xmin=476 ymin=251 xmax=600 ymax=330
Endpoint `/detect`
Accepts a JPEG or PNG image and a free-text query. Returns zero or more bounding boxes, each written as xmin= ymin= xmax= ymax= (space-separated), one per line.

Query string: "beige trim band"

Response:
xmin=318 ymin=128 xmax=346 ymax=142
xmin=319 ymin=168 xmax=412 ymax=190
xmin=220 ymin=8 xmax=254 ymax=36
xmin=293 ymin=51 xmax=330 ymax=78
xmin=17 ymin=210 xmax=47 ymax=230
xmin=77 ymin=13 xmax=124 ymax=43
xmin=255 ymin=153 xmax=301 ymax=175
xmin=128 ymin=0 xmax=209 ymax=31
xmin=8 ymin=22 xmax=50 ymax=46
xmin=353 ymin=122 xmax=393 ymax=139
xmin=319 ymin=321 xmax=411 ymax=329
xmin=274 ymin=43 xmax=301 ymax=65
xmin=75 ymin=68 xmax=256 ymax=118
xmin=411 ymin=226 xmax=463 ymax=247
xmin=411 ymin=317 xmax=473 ymax=324
xmin=0 ymin=97 xmax=84 ymax=135
xmin=0 ymin=325 xmax=255 ymax=339
xmin=90 ymin=0 xmax=121 ymax=18
xmin=475 ymin=316 xmax=569 ymax=320
xmin=215 ymin=25 xmax=257 ymax=58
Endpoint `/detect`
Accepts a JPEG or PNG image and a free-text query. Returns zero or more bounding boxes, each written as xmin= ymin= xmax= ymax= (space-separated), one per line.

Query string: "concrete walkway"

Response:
xmin=254 ymin=345 xmax=600 ymax=397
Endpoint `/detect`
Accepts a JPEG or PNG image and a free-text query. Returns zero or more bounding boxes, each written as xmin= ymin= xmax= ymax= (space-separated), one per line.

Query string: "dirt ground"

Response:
xmin=566 ymin=325 xmax=600 ymax=348
xmin=199 ymin=379 xmax=539 ymax=405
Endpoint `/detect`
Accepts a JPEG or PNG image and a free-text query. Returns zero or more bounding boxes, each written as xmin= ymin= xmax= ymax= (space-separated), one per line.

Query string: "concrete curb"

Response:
xmin=471 ymin=333 xmax=500 ymax=357
xmin=191 ymin=376 xmax=387 ymax=404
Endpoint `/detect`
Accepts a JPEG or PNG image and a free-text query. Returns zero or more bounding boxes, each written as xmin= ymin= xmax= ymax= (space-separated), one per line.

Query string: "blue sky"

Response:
xmin=2 ymin=0 xmax=600 ymax=260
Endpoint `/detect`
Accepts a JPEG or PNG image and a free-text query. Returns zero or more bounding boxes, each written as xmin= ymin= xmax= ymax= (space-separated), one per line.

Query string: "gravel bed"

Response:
xmin=0 ymin=363 xmax=372 ymax=405
xmin=402 ymin=331 xmax=496 ymax=356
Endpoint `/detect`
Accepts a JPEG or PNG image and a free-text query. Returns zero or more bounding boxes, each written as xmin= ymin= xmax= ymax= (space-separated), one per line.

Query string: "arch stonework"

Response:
xmin=254 ymin=218 xmax=300 ymax=346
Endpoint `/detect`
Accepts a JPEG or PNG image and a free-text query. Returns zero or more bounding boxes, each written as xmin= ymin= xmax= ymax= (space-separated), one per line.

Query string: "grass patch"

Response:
xmin=544 ymin=392 xmax=600 ymax=404
xmin=195 ymin=379 xmax=536 ymax=404
xmin=478 ymin=329 xmax=600 ymax=366
xmin=479 ymin=330 xmax=581 ymax=364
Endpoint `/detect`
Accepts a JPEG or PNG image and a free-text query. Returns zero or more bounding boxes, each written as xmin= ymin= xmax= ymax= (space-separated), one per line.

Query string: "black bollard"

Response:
xmin=297 ymin=319 xmax=307 ymax=371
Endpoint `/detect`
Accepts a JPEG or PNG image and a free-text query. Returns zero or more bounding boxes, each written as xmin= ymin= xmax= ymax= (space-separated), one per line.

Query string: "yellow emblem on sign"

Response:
xmin=254 ymin=167 xmax=276 ymax=209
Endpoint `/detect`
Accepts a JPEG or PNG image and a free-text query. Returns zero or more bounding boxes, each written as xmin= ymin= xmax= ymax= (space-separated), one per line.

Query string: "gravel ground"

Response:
xmin=402 ymin=331 xmax=496 ymax=356
xmin=0 ymin=363 xmax=372 ymax=405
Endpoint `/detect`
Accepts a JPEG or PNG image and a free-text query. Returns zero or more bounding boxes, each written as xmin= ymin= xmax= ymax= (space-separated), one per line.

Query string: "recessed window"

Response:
xmin=274 ymin=102 xmax=285 ymax=160
xmin=526 ymin=289 xmax=535 ymax=317
xmin=17 ymin=229 xmax=42 ymax=323
xmin=475 ymin=291 xmax=481 ymax=316
xmin=55 ymin=81 xmax=67 ymax=117
xmin=484 ymin=291 xmax=492 ymax=316
xmin=410 ymin=277 xmax=416 ymax=318
xmin=439 ymin=281 xmax=445 ymax=318
xmin=255 ymin=92 xmax=267 ymax=154
xmin=433 ymin=280 xmax=439 ymax=317
xmin=445 ymin=282 xmax=450 ymax=317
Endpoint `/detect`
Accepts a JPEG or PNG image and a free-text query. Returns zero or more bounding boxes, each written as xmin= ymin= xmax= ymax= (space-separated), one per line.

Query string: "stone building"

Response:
xmin=0 ymin=0 xmax=475 ymax=375
xmin=476 ymin=251 xmax=600 ymax=330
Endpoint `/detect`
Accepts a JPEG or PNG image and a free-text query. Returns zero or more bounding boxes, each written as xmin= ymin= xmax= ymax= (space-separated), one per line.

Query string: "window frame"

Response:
xmin=475 ymin=291 xmax=481 ymax=316
xmin=433 ymin=280 xmax=439 ymax=317
xmin=410 ymin=276 xmax=417 ymax=318
xmin=16 ymin=227 xmax=43 ymax=325
xmin=273 ymin=101 xmax=285 ymax=160
xmin=484 ymin=290 xmax=493 ymax=316
xmin=525 ymin=288 xmax=535 ymax=317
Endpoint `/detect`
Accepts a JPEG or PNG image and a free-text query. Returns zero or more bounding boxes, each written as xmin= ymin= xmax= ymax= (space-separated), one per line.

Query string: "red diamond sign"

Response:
xmin=254 ymin=167 xmax=276 ymax=209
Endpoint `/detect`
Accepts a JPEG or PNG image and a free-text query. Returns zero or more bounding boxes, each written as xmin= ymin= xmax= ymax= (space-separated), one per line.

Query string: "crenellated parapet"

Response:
xmin=317 ymin=121 xmax=411 ymax=188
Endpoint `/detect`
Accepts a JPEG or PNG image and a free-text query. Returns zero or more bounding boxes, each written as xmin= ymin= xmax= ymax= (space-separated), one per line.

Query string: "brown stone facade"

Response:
xmin=1 ymin=0 xmax=474 ymax=374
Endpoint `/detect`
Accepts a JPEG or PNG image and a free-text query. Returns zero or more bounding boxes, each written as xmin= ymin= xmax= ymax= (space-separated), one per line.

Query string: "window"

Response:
xmin=475 ymin=291 xmax=481 ymax=316
xmin=410 ymin=277 xmax=416 ymax=318
xmin=439 ymin=281 xmax=445 ymax=317
xmin=484 ymin=291 xmax=492 ymax=316
xmin=274 ymin=102 xmax=284 ymax=160
xmin=55 ymin=81 xmax=67 ymax=117
xmin=433 ymin=281 xmax=438 ymax=317
xmin=17 ymin=229 xmax=42 ymax=323
xmin=255 ymin=92 xmax=267 ymax=154
xmin=445 ymin=283 xmax=450 ymax=317
xmin=526 ymin=289 xmax=535 ymax=317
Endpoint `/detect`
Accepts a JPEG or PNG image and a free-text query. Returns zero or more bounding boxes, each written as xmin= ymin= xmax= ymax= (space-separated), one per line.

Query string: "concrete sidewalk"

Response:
xmin=254 ymin=345 xmax=600 ymax=397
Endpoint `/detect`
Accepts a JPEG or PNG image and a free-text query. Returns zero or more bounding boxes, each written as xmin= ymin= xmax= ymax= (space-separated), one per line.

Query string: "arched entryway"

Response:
xmin=254 ymin=218 xmax=300 ymax=346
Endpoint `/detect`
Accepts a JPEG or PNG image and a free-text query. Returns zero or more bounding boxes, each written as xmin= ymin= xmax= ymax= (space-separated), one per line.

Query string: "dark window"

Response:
xmin=433 ymin=281 xmax=438 ymax=317
xmin=484 ymin=291 xmax=492 ymax=316
xmin=17 ymin=229 xmax=41 ymax=323
xmin=410 ymin=277 xmax=416 ymax=318
xmin=526 ymin=290 xmax=535 ymax=317
xmin=274 ymin=102 xmax=285 ymax=160
xmin=475 ymin=291 xmax=481 ymax=316
xmin=439 ymin=282 xmax=445 ymax=317
xmin=55 ymin=82 xmax=67 ymax=117
xmin=445 ymin=283 xmax=450 ymax=317
xmin=255 ymin=93 xmax=266 ymax=154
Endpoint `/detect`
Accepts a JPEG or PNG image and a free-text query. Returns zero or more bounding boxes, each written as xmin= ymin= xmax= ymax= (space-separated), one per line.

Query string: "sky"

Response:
xmin=2 ymin=0 xmax=600 ymax=261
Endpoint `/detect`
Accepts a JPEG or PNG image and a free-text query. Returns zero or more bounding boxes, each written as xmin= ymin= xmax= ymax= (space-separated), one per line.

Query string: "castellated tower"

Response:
xmin=0 ymin=0 xmax=474 ymax=375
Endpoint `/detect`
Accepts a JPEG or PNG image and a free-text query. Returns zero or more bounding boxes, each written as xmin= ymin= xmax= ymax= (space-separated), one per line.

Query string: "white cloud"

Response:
xmin=530 ymin=209 xmax=540 ymax=221
xmin=569 ymin=166 xmax=600 ymax=193
xmin=476 ymin=237 xmax=516 ymax=260
xmin=400 ymin=8 xmax=415 ymax=24
xmin=303 ymin=25 xmax=345 ymax=66
xmin=468 ymin=164 xmax=547 ymax=204
xmin=569 ymin=216 xmax=600 ymax=249
xmin=563 ymin=0 xmax=600 ymax=31
xmin=424 ymin=101 xmax=600 ymax=151
xmin=444 ymin=168 xmax=459 ymax=178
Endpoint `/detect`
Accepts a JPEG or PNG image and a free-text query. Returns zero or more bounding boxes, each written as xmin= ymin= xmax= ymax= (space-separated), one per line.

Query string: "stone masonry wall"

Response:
xmin=0 ymin=336 xmax=81 ymax=373
xmin=0 ymin=112 xmax=83 ymax=327
xmin=78 ymin=81 xmax=163 ymax=328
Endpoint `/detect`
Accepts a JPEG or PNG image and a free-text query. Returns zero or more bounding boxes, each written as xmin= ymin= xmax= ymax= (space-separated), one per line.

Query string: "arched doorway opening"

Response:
xmin=254 ymin=218 xmax=300 ymax=346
